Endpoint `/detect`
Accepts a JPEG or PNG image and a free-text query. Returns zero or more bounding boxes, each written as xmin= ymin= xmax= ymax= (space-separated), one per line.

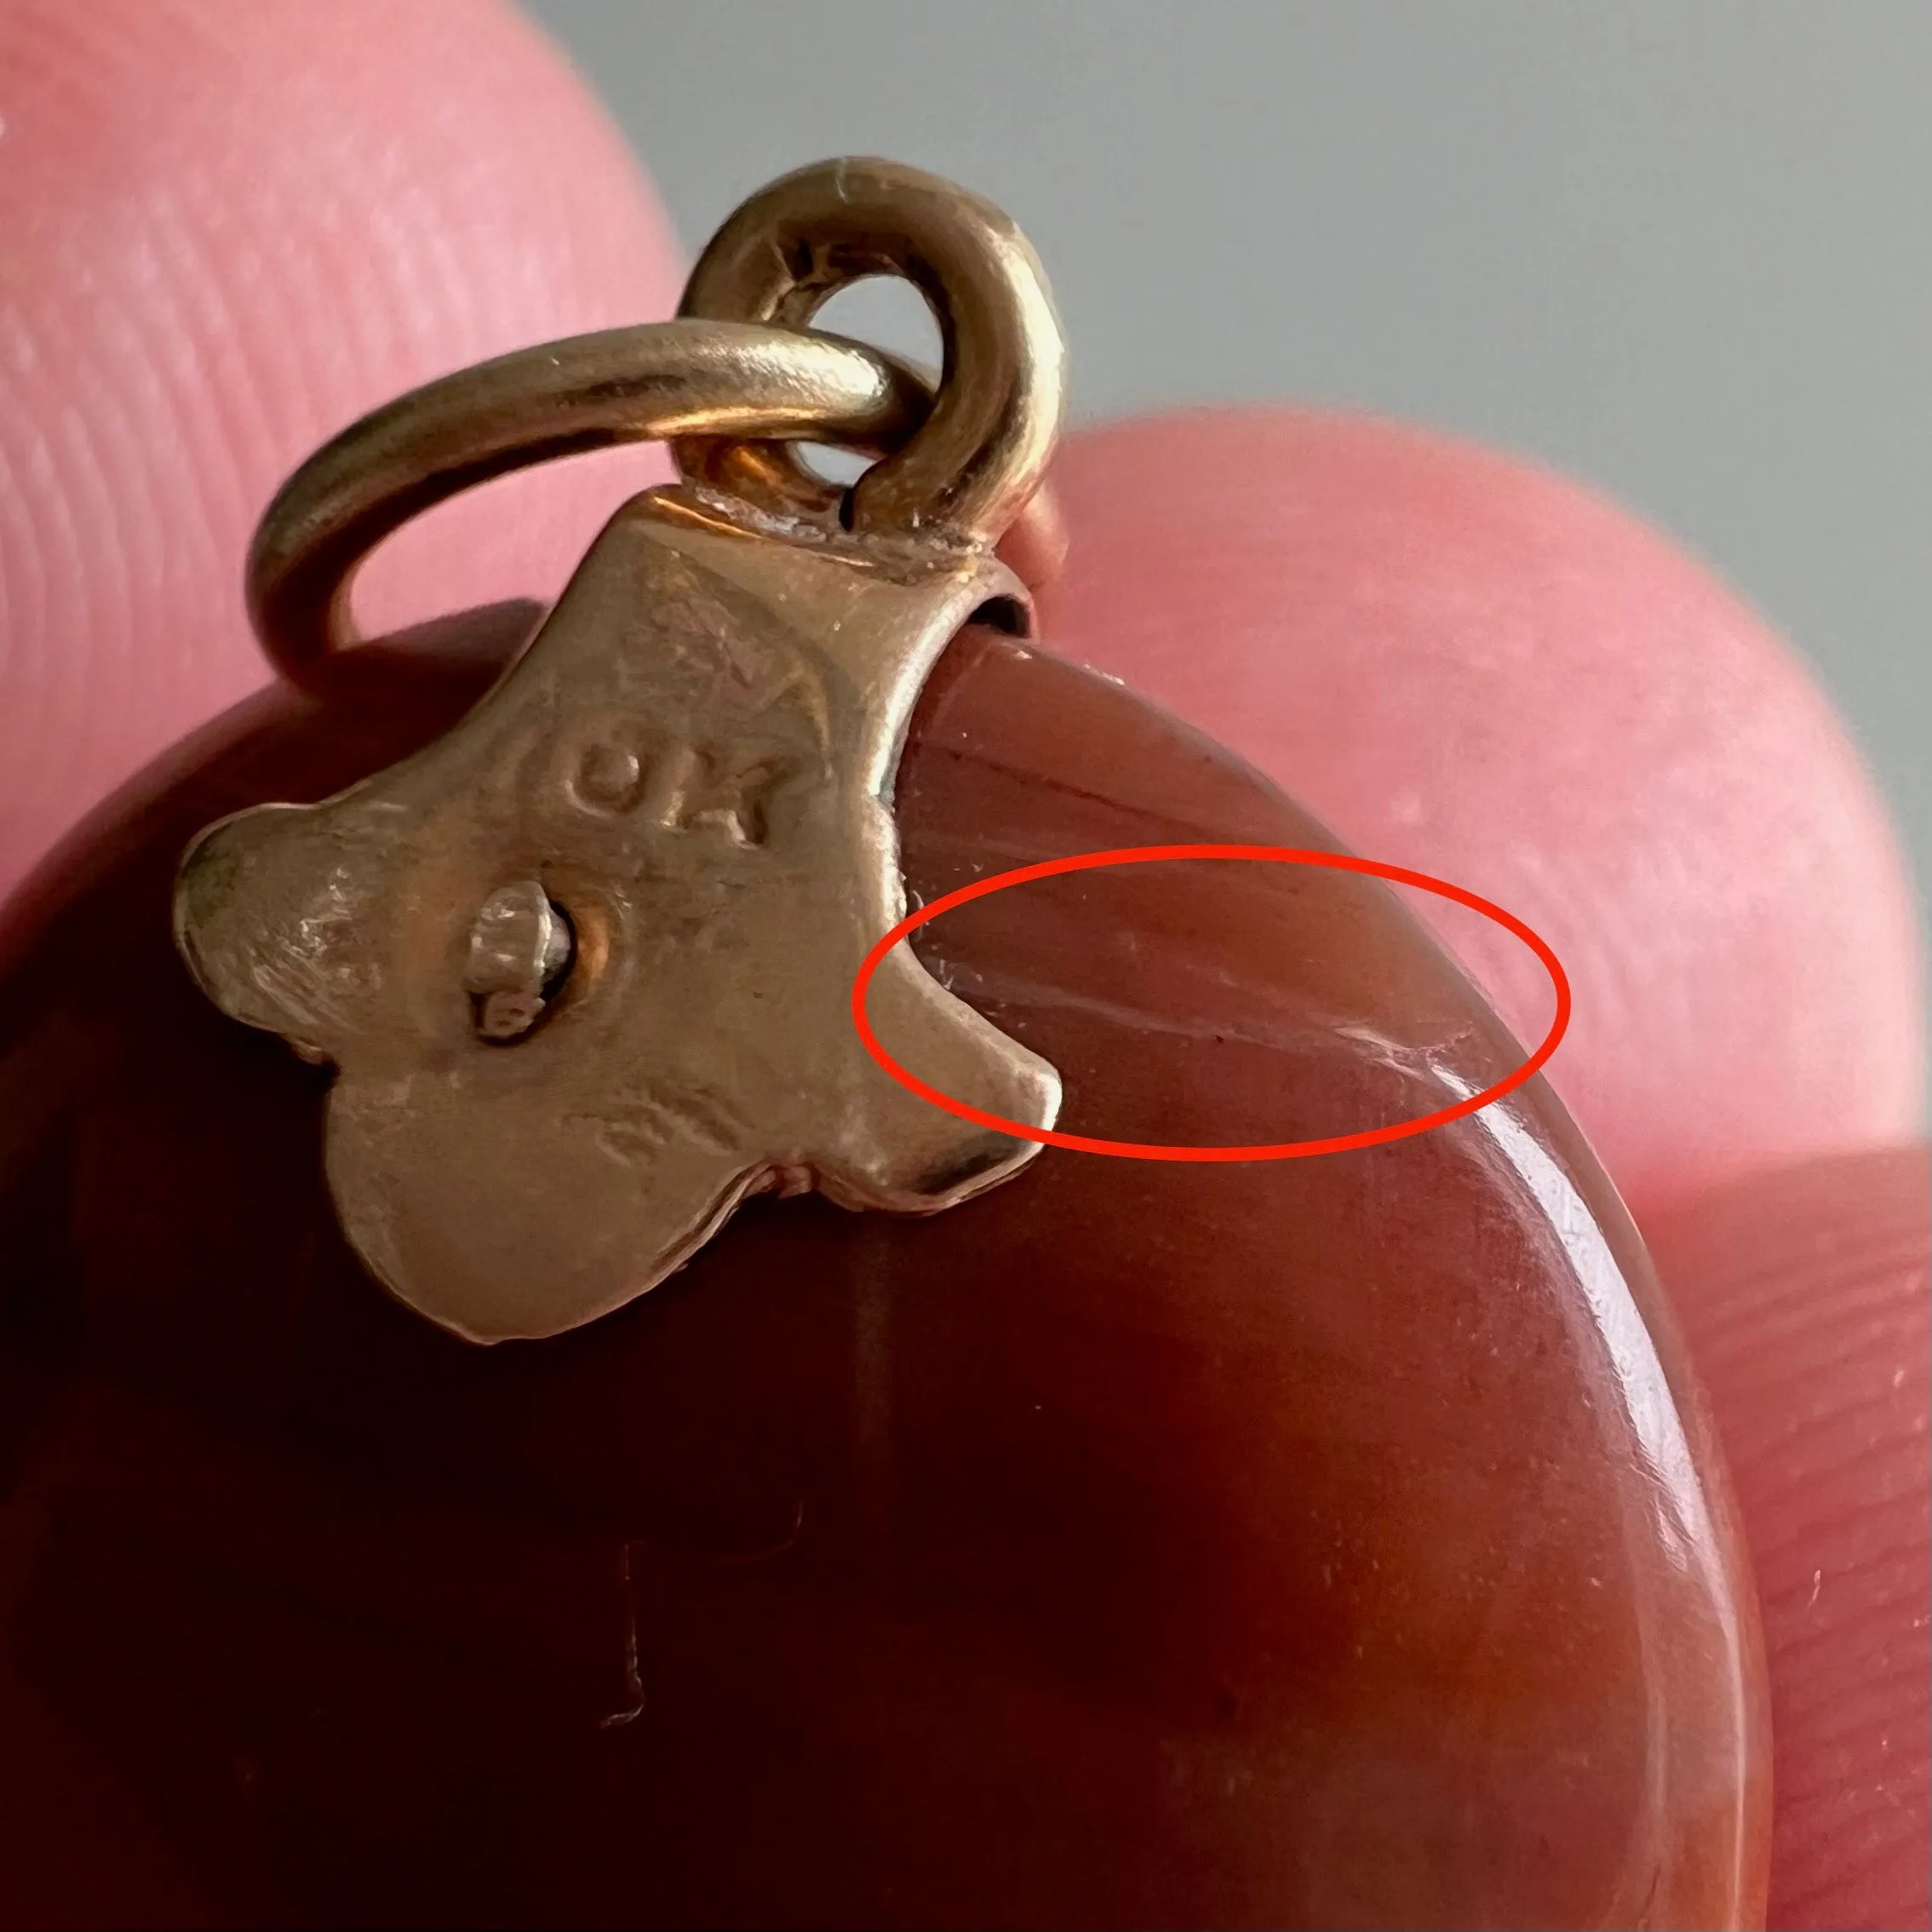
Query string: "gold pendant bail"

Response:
xmin=674 ymin=155 xmax=1068 ymax=554
xmin=175 ymin=158 xmax=1071 ymax=1343
xmin=244 ymin=158 xmax=1068 ymax=691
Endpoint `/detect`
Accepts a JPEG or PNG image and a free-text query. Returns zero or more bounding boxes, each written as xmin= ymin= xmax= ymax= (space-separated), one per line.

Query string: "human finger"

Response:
xmin=0 ymin=0 xmax=680 ymax=903
xmin=1041 ymin=410 xmax=1923 ymax=1217
xmin=1645 ymin=1146 xmax=1930 ymax=1930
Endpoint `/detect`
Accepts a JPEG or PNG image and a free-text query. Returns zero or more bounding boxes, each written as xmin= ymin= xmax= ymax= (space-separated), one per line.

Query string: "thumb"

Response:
xmin=0 ymin=0 xmax=681 ymax=903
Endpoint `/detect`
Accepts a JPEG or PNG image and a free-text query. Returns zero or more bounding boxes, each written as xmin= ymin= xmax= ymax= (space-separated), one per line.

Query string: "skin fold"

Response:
xmin=0 ymin=2 xmax=1923 ymax=1925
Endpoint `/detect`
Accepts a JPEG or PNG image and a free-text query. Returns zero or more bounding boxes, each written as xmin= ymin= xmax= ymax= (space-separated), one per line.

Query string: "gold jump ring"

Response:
xmin=247 ymin=318 xmax=931 ymax=688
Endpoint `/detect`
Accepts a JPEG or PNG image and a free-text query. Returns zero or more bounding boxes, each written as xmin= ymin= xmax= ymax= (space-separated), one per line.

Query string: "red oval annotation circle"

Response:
xmin=850 ymin=843 xmax=1572 ymax=1163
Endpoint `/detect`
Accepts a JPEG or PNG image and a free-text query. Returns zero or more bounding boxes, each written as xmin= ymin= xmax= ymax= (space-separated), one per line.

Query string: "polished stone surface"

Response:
xmin=0 ymin=608 xmax=1767 ymax=1928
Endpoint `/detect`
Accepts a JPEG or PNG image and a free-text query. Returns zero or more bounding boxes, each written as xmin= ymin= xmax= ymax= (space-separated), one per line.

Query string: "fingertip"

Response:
xmin=1041 ymin=410 xmax=1923 ymax=1211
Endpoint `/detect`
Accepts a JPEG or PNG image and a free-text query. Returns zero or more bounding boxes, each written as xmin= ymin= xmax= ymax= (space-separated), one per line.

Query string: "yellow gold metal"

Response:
xmin=249 ymin=319 xmax=932 ymax=687
xmin=675 ymin=157 xmax=1067 ymax=551
xmin=175 ymin=158 xmax=1067 ymax=1344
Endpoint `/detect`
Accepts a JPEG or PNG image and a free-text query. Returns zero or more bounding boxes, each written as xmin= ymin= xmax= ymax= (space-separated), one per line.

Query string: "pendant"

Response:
xmin=0 ymin=160 xmax=1768 ymax=1928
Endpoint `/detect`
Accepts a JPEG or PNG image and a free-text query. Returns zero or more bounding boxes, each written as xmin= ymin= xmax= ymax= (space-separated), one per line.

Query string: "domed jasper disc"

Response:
xmin=0 ymin=611 xmax=1766 ymax=1929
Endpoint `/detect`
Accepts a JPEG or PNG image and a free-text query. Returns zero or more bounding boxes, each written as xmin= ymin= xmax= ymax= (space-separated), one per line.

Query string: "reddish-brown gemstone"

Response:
xmin=0 ymin=611 xmax=1767 ymax=1929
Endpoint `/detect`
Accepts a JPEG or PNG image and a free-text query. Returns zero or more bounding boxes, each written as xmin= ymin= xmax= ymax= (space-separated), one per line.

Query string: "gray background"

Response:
xmin=530 ymin=0 xmax=1929 ymax=890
